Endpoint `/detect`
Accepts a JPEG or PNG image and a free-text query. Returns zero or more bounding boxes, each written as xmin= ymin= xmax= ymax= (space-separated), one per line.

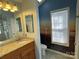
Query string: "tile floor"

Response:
xmin=42 ymin=49 xmax=74 ymax=59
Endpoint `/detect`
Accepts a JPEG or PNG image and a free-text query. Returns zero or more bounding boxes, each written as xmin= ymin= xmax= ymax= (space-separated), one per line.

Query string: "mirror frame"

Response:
xmin=25 ymin=15 xmax=34 ymax=33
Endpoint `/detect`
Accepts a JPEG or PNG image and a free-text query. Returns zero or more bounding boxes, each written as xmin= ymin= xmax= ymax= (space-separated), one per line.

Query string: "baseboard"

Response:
xmin=46 ymin=49 xmax=75 ymax=58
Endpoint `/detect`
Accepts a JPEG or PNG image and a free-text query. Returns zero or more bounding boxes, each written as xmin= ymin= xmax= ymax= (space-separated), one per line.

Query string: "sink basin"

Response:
xmin=0 ymin=42 xmax=3 ymax=44
xmin=16 ymin=39 xmax=27 ymax=44
xmin=18 ymin=41 xmax=27 ymax=44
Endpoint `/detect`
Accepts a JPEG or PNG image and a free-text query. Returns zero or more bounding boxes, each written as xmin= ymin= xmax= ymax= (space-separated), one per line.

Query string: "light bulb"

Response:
xmin=10 ymin=9 xmax=15 ymax=12
xmin=10 ymin=5 xmax=18 ymax=12
xmin=3 ymin=3 xmax=9 ymax=11
xmin=5 ymin=3 xmax=11 ymax=9
xmin=13 ymin=5 xmax=18 ymax=11
xmin=3 ymin=8 xmax=8 ymax=11
xmin=0 ymin=2 xmax=2 ymax=9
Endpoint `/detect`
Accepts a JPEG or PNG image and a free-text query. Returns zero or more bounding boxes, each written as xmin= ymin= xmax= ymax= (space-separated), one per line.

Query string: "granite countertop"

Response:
xmin=0 ymin=38 xmax=34 ymax=57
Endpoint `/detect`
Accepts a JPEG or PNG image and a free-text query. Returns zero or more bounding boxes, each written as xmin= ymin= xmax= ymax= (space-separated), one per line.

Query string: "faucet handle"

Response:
xmin=23 ymin=33 xmax=27 ymax=39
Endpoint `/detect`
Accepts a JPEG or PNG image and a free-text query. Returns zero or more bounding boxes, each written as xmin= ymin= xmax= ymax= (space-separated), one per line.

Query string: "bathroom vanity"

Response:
xmin=0 ymin=39 xmax=36 ymax=59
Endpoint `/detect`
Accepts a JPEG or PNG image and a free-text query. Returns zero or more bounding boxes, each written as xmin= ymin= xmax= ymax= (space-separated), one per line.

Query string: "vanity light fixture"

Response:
xmin=13 ymin=5 xmax=18 ymax=11
xmin=0 ymin=1 xmax=18 ymax=12
xmin=3 ymin=2 xmax=10 ymax=11
xmin=5 ymin=2 xmax=11 ymax=9
xmin=10 ymin=5 xmax=18 ymax=12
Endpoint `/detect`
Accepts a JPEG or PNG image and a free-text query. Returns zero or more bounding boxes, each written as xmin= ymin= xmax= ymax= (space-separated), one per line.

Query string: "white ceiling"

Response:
xmin=4 ymin=0 xmax=39 ymax=11
xmin=6 ymin=0 xmax=22 ymax=3
xmin=11 ymin=0 xmax=22 ymax=2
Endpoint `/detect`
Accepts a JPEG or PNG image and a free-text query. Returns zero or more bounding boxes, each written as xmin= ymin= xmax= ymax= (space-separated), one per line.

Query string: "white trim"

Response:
xmin=75 ymin=17 xmax=79 ymax=59
xmin=50 ymin=7 xmax=70 ymax=13
xmin=47 ymin=49 xmax=75 ymax=58
xmin=51 ymin=42 xmax=69 ymax=47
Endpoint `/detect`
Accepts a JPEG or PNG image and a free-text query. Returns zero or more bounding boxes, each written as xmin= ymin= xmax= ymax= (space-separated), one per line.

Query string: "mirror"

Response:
xmin=16 ymin=17 xmax=22 ymax=32
xmin=0 ymin=10 xmax=22 ymax=42
xmin=25 ymin=15 xmax=34 ymax=33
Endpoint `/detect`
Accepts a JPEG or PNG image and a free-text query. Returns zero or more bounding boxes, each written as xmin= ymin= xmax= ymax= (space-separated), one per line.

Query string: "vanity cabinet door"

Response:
xmin=21 ymin=48 xmax=35 ymax=59
xmin=28 ymin=49 xmax=36 ymax=59
xmin=20 ymin=41 xmax=36 ymax=59
xmin=21 ymin=52 xmax=29 ymax=59
xmin=1 ymin=50 xmax=21 ymax=59
xmin=10 ymin=50 xmax=20 ymax=59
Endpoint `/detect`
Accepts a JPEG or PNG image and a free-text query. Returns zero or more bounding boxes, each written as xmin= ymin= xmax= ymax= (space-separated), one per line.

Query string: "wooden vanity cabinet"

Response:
xmin=1 ymin=50 xmax=20 ymax=59
xmin=1 ymin=41 xmax=36 ymax=59
xmin=20 ymin=42 xmax=35 ymax=59
xmin=21 ymin=47 xmax=35 ymax=59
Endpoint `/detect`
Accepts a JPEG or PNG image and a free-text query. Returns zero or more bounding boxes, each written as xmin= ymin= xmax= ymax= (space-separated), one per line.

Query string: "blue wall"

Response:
xmin=39 ymin=0 xmax=76 ymax=22
xmin=39 ymin=0 xmax=77 ymax=55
